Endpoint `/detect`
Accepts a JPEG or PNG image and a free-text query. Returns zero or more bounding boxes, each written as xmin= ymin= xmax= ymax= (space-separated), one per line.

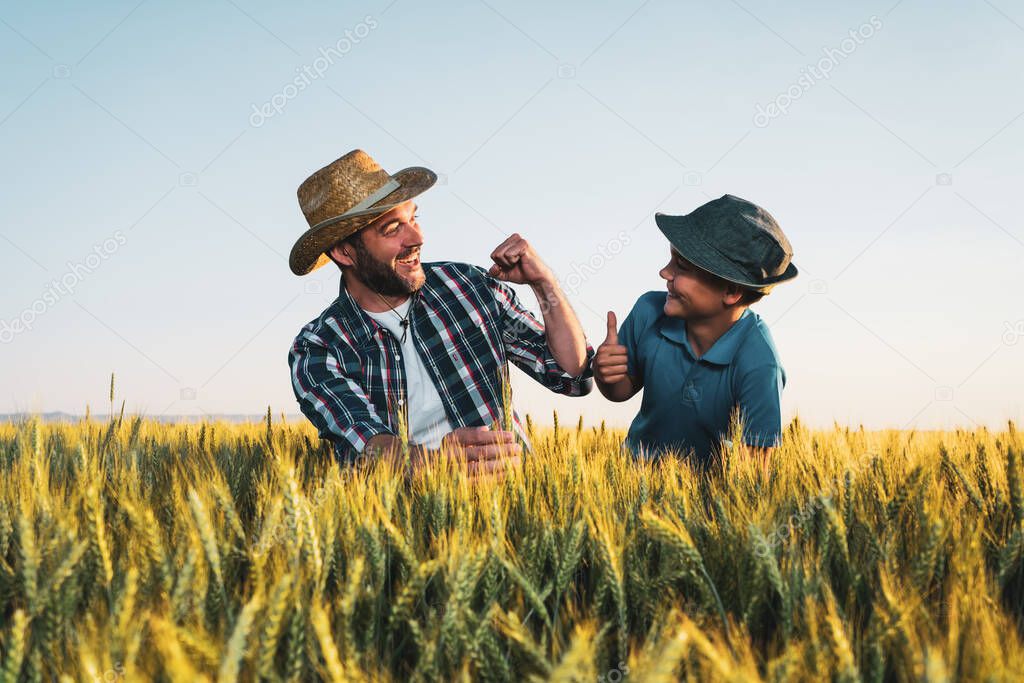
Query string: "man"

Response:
xmin=592 ymin=194 xmax=797 ymax=470
xmin=287 ymin=150 xmax=593 ymax=478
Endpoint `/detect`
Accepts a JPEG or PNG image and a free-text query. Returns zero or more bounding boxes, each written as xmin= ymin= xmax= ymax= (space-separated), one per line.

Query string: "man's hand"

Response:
xmin=365 ymin=427 xmax=522 ymax=482
xmin=441 ymin=426 xmax=522 ymax=480
xmin=488 ymin=233 xmax=553 ymax=287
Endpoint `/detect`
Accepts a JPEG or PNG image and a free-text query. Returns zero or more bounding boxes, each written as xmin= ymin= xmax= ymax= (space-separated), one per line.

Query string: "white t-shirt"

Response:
xmin=363 ymin=299 xmax=453 ymax=449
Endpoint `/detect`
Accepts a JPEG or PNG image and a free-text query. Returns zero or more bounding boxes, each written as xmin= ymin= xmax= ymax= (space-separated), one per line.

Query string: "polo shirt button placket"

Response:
xmin=682 ymin=364 xmax=704 ymax=405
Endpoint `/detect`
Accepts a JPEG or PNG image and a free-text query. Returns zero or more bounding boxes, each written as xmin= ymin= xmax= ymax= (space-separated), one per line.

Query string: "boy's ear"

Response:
xmin=722 ymin=283 xmax=744 ymax=307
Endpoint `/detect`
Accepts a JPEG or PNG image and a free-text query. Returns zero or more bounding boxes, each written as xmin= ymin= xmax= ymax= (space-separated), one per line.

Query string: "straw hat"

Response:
xmin=289 ymin=149 xmax=437 ymax=275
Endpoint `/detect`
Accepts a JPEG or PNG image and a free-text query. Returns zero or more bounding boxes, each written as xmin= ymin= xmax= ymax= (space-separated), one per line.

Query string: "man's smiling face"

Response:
xmin=330 ymin=200 xmax=425 ymax=296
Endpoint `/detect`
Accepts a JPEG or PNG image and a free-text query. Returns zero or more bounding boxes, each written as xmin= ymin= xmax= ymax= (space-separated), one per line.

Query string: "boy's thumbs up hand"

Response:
xmin=594 ymin=311 xmax=630 ymax=386
xmin=605 ymin=311 xmax=618 ymax=344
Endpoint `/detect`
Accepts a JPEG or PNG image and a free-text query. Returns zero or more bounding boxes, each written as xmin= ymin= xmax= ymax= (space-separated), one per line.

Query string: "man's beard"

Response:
xmin=349 ymin=238 xmax=423 ymax=297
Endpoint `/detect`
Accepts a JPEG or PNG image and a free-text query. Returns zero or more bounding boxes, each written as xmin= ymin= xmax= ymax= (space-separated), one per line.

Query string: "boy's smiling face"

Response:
xmin=658 ymin=246 xmax=743 ymax=320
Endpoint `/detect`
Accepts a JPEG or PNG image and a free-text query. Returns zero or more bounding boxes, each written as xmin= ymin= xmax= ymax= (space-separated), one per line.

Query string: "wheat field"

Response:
xmin=1 ymin=401 xmax=1023 ymax=682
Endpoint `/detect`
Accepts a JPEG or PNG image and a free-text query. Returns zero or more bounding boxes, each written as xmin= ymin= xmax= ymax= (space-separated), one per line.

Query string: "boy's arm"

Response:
xmin=735 ymin=363 xmax=785 ymax=465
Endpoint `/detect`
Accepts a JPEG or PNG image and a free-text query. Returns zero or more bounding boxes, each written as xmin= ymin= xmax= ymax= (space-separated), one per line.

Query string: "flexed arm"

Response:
xmin=488 ymin=233 xmax=588 ymax=376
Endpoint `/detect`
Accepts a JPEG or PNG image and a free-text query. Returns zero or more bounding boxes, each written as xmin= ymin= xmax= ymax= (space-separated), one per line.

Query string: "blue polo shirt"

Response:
xmin=618 ymin=291 xmax=786 ymax=463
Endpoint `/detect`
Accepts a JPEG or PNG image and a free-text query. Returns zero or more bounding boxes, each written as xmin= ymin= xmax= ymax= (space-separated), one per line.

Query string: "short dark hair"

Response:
xmin=737 ymin=287 xmax=766 ymax=306
xmin=685 ymin=254 xmax=768 ymax=307
xmin=716 ymin=277 xmax=766 ymax=307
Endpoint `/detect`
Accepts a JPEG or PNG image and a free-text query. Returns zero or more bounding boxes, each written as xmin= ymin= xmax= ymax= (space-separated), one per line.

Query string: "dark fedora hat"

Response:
xmin=655 ymin=194 xmax=797 ymax=292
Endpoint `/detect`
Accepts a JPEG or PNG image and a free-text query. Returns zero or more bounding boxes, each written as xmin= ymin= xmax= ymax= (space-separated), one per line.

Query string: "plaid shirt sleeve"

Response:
xmin=480 ymin=269 xmax=595 ymax=396
xmin=288 ymin=327 xmax=395 ymax=463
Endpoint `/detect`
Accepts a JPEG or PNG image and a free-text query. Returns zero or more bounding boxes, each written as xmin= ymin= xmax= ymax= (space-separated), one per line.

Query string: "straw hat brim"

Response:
xmin=655 ymin=212 xmax=798 ymax=292
xmin=289 ymin=166 xmax=437 ymax=276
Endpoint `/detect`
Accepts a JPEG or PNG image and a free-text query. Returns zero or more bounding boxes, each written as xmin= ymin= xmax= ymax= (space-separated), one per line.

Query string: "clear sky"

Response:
xmin=2 ymin=0 xmax=1022 ymax=430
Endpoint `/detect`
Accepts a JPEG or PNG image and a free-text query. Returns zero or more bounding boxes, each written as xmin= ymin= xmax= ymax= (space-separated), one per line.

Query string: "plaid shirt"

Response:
xmin=289 ymin=260 xmax=594 ymax=463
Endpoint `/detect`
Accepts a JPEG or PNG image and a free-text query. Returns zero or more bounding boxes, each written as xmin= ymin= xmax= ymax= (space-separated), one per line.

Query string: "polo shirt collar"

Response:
xmin=656 ymin=315 xmax=689 ymax=347
xmin=656 ymin=308 xmax=753 ymax=366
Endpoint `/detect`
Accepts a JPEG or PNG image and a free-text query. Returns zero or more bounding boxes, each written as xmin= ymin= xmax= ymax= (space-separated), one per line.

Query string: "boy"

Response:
xmin=593 ymin=194 xmax=797 ymax=468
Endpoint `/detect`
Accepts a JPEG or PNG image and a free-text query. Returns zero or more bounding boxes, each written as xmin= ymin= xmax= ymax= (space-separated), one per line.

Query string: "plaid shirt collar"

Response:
xmin=330 ymin=269 xmax=451 ymax=349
